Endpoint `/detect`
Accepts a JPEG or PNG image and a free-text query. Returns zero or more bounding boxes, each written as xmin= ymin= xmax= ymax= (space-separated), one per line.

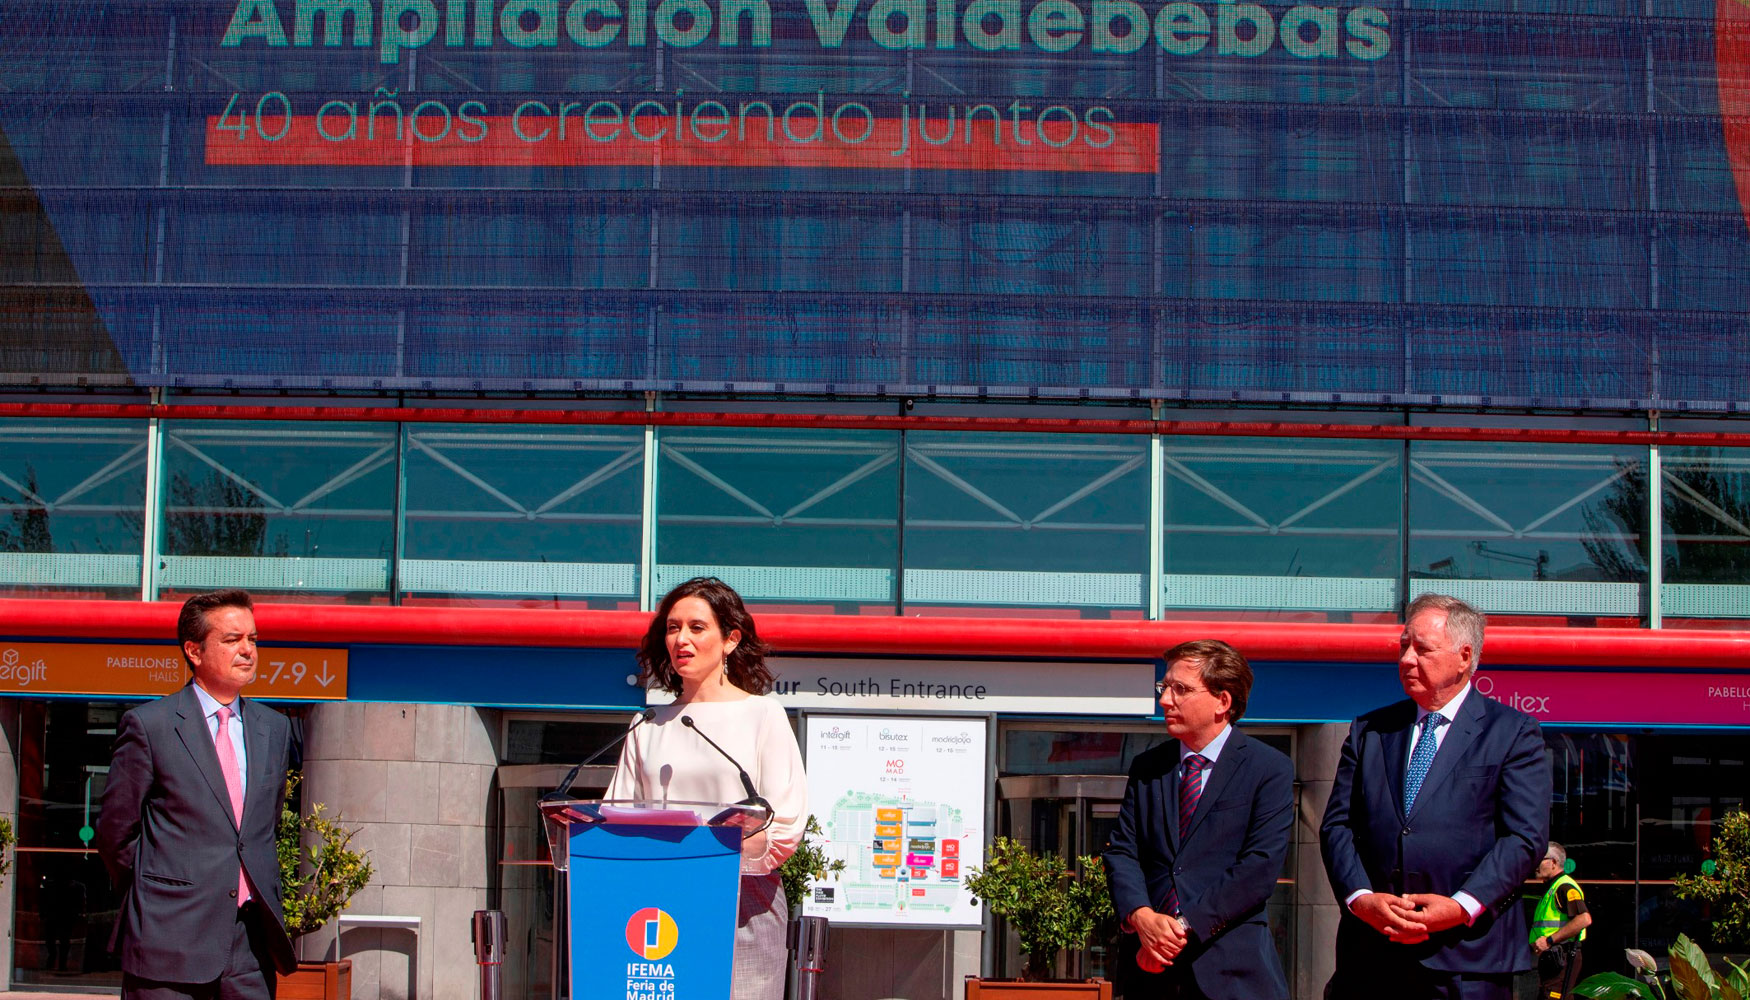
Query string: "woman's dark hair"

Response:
xmin=638 ymin=577 xmax=774 ymax=696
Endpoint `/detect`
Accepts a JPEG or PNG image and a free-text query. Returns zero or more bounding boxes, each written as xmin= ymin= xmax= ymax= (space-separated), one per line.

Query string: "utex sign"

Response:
xmin=0 ymin=641 xmax=348 ymax=700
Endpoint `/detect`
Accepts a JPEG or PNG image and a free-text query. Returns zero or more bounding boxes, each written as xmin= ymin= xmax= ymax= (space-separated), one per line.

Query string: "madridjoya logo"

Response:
xmin=625 ymin=907 xmax=679 ymax=961
xmin=1721 ymin=0 xmax=1750 ymax=233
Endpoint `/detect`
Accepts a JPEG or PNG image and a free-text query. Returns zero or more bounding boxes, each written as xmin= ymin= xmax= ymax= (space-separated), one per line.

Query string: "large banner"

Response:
xmin=1 ymin=2 xmax=1747 ymax=406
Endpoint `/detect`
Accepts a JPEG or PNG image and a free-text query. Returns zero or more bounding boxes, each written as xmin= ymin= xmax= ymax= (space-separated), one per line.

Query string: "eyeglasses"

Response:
xmin=1155 ymin=679 xmax=1210 ymax=699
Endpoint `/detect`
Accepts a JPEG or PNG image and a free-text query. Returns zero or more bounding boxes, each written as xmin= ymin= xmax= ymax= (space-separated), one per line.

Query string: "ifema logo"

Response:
xmin=625 ymin=907 xmax=679 ymax=961
xmin=1721 ymin=0 xmax=1750 ymax=233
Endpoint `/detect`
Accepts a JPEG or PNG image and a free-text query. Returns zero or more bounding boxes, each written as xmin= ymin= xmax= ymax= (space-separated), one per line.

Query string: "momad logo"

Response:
xmin=625 ymin=907 xmax=679 ymax=961
xmin=1720 ymin=0 xmax=1750 ymax=233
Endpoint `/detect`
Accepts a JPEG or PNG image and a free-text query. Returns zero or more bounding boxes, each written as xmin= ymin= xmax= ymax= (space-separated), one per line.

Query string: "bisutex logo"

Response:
xmin=625 ymin=907 xmax=679 ymax=961
xmin=1720 ymin=0 xmax=1750 ymax=234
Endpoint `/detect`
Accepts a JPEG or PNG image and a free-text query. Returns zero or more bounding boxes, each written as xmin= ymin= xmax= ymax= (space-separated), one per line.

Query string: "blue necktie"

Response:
xmin=1403 ymin=712 xmax=1447 ymax=813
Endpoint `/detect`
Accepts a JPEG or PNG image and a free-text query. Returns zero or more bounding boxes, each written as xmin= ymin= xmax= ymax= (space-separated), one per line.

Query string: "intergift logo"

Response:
xmin=624 ymin=907 xmax=679 ymax=961
xmin=1721 ymin=0 xmax=1750 ymax=233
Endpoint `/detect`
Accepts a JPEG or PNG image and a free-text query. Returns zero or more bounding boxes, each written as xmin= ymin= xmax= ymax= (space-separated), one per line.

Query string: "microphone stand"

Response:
xmin=681 ymin=714 xmax=774 ymax=833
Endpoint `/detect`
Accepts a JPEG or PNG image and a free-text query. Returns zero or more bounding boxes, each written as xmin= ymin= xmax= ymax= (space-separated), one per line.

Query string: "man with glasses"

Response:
xmin=1106 ymin=639 xmax=1294 ymax=1000
xmin=1321 ymin=593 xmax=1551 ymax=1000
xmin=1531 ymin=842 xmax=1590 ymax=999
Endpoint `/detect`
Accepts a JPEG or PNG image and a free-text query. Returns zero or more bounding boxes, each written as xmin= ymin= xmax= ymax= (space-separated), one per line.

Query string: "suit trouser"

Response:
xmin=1329 ymin=950 xmax=1516 ymax=1000
xmin=122 ymin=901 xmax=278 ymax=1000
xmin=1115 ymin=935 xmax=1212 ymax=1000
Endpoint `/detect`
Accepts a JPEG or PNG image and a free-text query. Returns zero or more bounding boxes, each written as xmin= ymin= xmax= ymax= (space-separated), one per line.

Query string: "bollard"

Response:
xmin=787 ymin=914 xmax=830 ymax=1000
xmin=472 ymin=909 xmax=506 ymax=1000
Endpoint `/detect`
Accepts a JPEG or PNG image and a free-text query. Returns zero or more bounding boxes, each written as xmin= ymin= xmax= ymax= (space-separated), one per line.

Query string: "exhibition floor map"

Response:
xmin=802 ymin=716 xmax=987 ymax=927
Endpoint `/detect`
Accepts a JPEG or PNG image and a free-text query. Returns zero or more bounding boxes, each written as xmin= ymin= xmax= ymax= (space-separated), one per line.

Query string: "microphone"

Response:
xmin=681 ymin=715 xmax=772 ymax=829
xmin=544 ymin=708 xmax=655 ymax=801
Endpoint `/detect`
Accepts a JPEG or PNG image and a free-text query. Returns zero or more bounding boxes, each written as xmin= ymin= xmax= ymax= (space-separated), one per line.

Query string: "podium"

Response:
xmin=538 ymin=798 xmax=766 ymax=1000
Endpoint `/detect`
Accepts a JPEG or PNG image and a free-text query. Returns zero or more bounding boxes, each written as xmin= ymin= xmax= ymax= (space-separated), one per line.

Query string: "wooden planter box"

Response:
xmin=278 ymin=959 xmax=352 ymax=1000
xmin=964 ymin=978 xmax=1113 ymax=999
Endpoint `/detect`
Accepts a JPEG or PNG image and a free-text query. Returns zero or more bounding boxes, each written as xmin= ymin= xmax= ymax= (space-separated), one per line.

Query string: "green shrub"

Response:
xmin=277 ymin=771 xmax=373 ymax=938
xmin=963 ymin=836 xmax=1116 ymax=983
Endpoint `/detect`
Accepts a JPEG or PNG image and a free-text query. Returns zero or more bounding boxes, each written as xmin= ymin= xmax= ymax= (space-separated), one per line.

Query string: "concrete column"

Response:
xmin=297 ymin=703 xmax=500 ymax=1000
xmin=1294 ymin=722 xmax=1349 ymax=1000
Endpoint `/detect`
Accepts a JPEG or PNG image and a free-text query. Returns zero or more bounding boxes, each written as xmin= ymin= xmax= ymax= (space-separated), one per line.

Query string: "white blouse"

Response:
xmin=605 ymin=695 xmax=807 ymax=876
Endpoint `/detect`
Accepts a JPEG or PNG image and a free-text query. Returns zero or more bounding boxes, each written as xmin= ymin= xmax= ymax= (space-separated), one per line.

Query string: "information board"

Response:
xmin=800 ymin=713 xmax=987 ymax=928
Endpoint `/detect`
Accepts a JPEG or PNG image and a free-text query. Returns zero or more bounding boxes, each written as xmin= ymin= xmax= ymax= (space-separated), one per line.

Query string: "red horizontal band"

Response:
xmin=4 ymin=598 xmax=1748 ymax=669
xmin=4 ymin=402 xmax=1746 ymax=448
xmin=205 ymin=114 xmax=1158 ymax=173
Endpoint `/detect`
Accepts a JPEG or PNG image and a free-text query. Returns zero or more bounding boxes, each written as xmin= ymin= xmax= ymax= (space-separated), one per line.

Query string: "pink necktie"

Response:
xmin=214 ymin=706 xmax=250 ymax=906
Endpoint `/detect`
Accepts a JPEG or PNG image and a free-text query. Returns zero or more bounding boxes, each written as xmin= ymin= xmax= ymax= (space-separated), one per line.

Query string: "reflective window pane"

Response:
xmin=0 ymin=419 xmax=145 ymax=598
xmin=12 ymin=700 xmax=131 ymax=988
xmin=401 ymin=424 xmax=643 ymax=608
xmin=1660 ymin=447 xmax=1750 ymax=624
xmin=1162 ymin=437 xmax=1401 ymax=619
xmin=1408 ymin=441 xmax=1646 ymax=623
xmin=902 ymin=432 xmax=1147 ymax=616
xmin=160 ymin=421 xmax=396 ymax=601
xmin=656 ymin=426 xmax=898 ymax=613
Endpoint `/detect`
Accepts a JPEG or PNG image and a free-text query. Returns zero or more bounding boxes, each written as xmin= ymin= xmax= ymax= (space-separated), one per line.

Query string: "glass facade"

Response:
xmin=1408 ymin=441 xmax=1647 ymax=623
xmin=1161 ymin=436 xmax=1401 ymax=619
xmin=656 ymin=426 xmax=899 ymax=612
xmin=159 ymin=421 xmax=399 ymax=602
xmin=402 ymin=423 xmax=644 ymax=607
xmin=0 ymin=420 xmax=145 ymax=599
xmin=5 ymin=413 xmax=1749 ymax=624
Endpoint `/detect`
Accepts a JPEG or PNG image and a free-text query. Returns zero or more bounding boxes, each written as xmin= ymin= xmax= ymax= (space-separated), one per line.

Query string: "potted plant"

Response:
xmin=1673 ymin=807 xmax=1750 ymax=953
xmin=962 ymin=836 xmax=1116 ymax=999
xmin=276 ymin=771 xmax=374 ymax=1000
xmin=1571 ymin=934 xmax=1749 ymax=999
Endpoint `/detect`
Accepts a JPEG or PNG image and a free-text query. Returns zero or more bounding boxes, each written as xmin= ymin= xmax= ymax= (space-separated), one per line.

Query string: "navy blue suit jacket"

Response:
xmin=97 ymin=683 xmax=298 ymax=983
xmin=1320 ymin=689 xmax=1550 ymax=979
xmin=1105 ymin=729 xmax=1294 ymax=1000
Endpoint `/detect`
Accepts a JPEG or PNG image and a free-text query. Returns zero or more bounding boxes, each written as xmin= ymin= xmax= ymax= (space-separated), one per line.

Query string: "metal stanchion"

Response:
xmin=787 ymin=914 xmax=830 ymax=1000
xmin=472 ymin=909 xmax=507 ymax=1000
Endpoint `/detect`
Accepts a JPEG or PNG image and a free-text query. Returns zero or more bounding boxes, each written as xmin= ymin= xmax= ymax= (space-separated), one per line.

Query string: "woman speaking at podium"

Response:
xmin=607 ymin=576 xmax=807 ymax=1000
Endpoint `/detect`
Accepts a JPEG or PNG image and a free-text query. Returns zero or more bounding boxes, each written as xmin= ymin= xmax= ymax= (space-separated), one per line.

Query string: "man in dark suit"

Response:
xmin=1106 ymin=639 xmax=1294 ymax=1000
xmin=98 ymin=589 xmax=298 ymax=1000
xmin=1321 ymin=593 xmax=1551 ymax=1000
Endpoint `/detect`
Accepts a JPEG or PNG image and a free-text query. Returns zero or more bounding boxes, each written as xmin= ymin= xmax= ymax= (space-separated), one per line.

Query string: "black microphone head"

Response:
xmin=681 ymin=715 xmax=695 ymax=728
xmin=640 ymin=708 xmax=656 ymax=722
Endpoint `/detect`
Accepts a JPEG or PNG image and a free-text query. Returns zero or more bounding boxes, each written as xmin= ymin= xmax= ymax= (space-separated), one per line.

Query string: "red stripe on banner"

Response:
xmin=1717 ymin=0 xmax=1750 ymax=235
xmin=204 ymin=114 xmax=1159 ymax=173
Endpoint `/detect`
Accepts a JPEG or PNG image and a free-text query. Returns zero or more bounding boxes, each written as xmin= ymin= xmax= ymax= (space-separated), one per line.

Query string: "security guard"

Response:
xmin=1531 ymin=842 xmax=1592 ymax=1000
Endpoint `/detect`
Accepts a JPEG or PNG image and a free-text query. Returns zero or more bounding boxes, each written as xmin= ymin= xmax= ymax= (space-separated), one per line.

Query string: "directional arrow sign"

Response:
xmin=0 ymin=642 xmax=347 ymax=700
